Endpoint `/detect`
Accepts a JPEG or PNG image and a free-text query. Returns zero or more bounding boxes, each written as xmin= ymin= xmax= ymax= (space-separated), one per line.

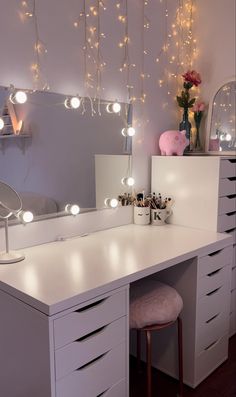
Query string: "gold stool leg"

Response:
xmin=177 ymin=317 xmax=184 ymax=397
xmin=146 ymin=330 xmax=152 ymax=397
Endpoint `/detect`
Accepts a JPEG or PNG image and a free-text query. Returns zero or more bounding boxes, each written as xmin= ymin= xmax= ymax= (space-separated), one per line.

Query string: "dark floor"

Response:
xmin=130 ymin=335 xmax=236 ymax=397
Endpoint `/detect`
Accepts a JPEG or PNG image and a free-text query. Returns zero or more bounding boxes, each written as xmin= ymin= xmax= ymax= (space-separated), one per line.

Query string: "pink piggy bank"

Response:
xmin=159 ymin=130 xmax=189 ymax=156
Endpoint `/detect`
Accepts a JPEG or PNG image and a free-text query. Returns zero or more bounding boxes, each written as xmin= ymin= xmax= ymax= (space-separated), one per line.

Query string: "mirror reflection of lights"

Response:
xmin=104 ymin=198 xmax=119 ymax=208
xmin=65 ymin=204 xmax=80 ymax=215
xmin=109 ymin=242 xmax=120 ymax=269
xmin=121 ymin=126 xmax=136 ymax=137
xmin=121 ymin=177 xmax=135 ymax=186
xmin=64 ymin=96 xmax=81 ymax=109
xmin=226 ymin=133 xmax=232 ymax=141
xmin=10 ymin=91 xmax=27 ymax=104
xmin=0 ymin=118 xmax=4 ymax=130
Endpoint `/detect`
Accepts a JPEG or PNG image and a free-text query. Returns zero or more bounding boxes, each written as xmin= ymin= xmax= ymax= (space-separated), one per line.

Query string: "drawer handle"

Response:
xmin=228 ymin=177 xmax=236 ymax=181
xmin=76 ymin=324 xmax=107 ymax=342
xmin=225 ymin=228 xmax=236 ymax=234
xmin=97 ymin=389 xmax=109 ymax=397
xmin=76 ymin=298 xmax=107 ymax=313
xmin=232 ymin=265 xmax=236 ymax=271
xmin=206 ymin=313 xmax=220 ymax=324
xmin=76 ymin=350 xmax=109 ymax=371
xmin=226 ymin=211 xmax=236 ymax=216
xmin=228 ymin=159 xmax=236 ymax=164
xmin=204 ymin=339 xmax=219 ymax=351
xmin=206 ymin=286 xmax=222 ymax=296
xmin=226 ymin=194 xmax=236 ymax=199
xmin=208 ymin=249 xmax=222 ymax=257
xmin=207 ymin=268 xmax=222 ymax=277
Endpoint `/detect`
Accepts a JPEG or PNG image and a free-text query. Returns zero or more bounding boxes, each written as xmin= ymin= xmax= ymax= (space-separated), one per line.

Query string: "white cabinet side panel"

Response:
xmin=0 ymin=290 xmax=54 ymax=397
xmin=152 ymin=157 xmax=220 ymax=231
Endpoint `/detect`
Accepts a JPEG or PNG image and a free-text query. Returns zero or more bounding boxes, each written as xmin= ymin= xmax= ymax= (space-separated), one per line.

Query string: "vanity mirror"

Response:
xmin=0 ymin=85 xmax=133 ymax=220
xmin=206 ymin=78 xmax=236 ymax=155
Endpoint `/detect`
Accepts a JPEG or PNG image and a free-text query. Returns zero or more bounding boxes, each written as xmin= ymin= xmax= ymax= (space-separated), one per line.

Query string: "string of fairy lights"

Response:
xmin=6 ymin=0 xmax=198 ymax=114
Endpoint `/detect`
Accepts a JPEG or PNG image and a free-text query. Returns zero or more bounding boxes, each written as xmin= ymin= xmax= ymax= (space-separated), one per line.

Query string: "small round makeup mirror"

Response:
xmin=0 ymin=180 xmax=24 ymax=264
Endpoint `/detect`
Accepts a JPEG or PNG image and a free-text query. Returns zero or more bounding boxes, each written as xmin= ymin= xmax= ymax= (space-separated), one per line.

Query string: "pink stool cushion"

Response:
xmin=130 ymin=279 xmax=183 ymax=329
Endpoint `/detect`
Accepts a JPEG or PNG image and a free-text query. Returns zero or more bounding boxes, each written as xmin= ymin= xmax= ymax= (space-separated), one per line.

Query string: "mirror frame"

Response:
xmin=205 ymin=76 xmax=236 ymax=155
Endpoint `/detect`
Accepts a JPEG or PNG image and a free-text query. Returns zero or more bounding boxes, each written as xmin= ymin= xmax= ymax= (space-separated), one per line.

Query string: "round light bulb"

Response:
xmin=22 ymin=211 xmax=34 ymax=223
xmin=10 ymin=91 xmax=27 ymax=104
xmin=121 ymin=177 xmax=135 ymax=186
xmin=104 ymin=198 xmax=118 ymax=208
xmin=121 ymin=126 xmax=136 ymax=137
xmin=226 ymin=133 xmax=232 ymax=141
xmin=106 ymin=102 xmax=121 ymax=113
xmin=65 ymin=204 xmax=80 ymax=215
xmin=64 ymin=97 xmax=81 ymax=109
xmin=18 ymin=210 xmax=34 ymax=223
xmin=112 ymin=102 xmax=121 ymax=113
xmin=220 ymin=134 xmax=225 ymax=141
xmin=0 ymin=118 xmax=4 ymax=130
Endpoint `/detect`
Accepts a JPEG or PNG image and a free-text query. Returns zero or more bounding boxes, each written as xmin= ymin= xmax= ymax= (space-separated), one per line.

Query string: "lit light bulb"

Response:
xmin=226 ymin=133 xmax=232 ymax=141
xmin=121 ymin=177 xmax=135 ymax=186
xmin=18 ymin=210 xmax=34 ymax=223
xmin=121 ymin=126 xmax=136 ymax=137
xmin=0 ymin=118 xmax=4 ymax=130
xmin=64 ymin=97 xmax=81 ymax=109
xmin=104 ymin=198 xmax=119 ymax=208
xmin=106 ymin=102 xmax=121 ymax=113
xmin=10 ymin=91 xmax=27 ymax=104
xmin=65 ymin=204 xmax=80 ymax=215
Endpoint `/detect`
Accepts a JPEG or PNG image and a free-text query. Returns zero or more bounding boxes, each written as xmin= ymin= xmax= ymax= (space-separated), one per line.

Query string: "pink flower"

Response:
xmin=182 ymin=70 xmax=202 ymax=87
xmin=192 ymin=101 xmax=206 ymax=112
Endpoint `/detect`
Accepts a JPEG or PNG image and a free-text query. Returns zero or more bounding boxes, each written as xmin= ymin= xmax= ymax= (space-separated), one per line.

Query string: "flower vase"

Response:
xmin=193 ymin=126 xmax=202 ymax=151
xmin=179 ymin=109 xmax=191 ymax=152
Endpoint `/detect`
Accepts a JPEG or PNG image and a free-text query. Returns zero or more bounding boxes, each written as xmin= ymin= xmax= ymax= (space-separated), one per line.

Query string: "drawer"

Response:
xmin=98 ymin=379 xmax=126 ymax=397
xmin=198 ymin=246 xmax=232 ymax=278
xmin=218 ymin=196 xmax=236 ymax=215
xmin=220 ymin=159 xmax=236 ymax=178
xmin=232 ymin=264 xmax=236 ymax=290
xmin=229 ymin=310 xmax=236 ymax=337
xmin=55 ymin=316 xmax=126 ymax=380
xmin=195 ymin=334 xmax=228 ymax=386
xmin=218 ymin=178 xmax=236 ymax=197
xmin=230 ymin=288 xmax=236 ymax=312
xmin=196 ymin=310 xmax=229 ymax=355
xmin=56 ymin=342 xmax=126 ymax=397
xmin=54 ymin=289 xmax=127 ymax=349
xmin=198 ymin=265 xmax=230 ymax=298
xmin=217 ymin=212 xmax=236 ymax=232
xmin=197 ymin=285 xmax=230 ymax=326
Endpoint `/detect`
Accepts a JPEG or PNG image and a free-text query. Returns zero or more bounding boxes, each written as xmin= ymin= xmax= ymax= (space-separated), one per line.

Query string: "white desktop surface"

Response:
xmin=0 ymin=224 xmax=232 ymax=316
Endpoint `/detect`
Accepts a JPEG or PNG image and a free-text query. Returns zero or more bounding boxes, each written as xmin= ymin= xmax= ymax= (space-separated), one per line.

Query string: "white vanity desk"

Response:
xmin=0 ymin=223 xmax=233 ymax=397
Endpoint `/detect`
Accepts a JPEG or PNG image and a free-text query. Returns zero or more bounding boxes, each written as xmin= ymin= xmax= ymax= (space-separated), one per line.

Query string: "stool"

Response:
xmin=130 ymin=279 xmax=184 ymax=397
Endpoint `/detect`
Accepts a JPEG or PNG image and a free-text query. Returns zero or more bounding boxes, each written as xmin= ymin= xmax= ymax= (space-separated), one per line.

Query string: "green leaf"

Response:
xmin=188 ymin=98 xmax=196 ymax=107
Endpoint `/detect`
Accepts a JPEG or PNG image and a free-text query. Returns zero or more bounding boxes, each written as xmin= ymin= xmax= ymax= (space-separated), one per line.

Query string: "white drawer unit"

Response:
xmin=150 ymin=245 xmax=232 ymax=388
xmin=152 ymin=156 xmax=236 ymax=336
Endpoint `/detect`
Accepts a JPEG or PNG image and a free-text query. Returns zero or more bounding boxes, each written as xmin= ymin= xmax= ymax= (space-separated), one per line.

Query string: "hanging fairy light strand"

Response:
xmin=20 ymin=0 xmax=48 ymax=90
xmin=139 ymin=0 xmax=150 ymax=103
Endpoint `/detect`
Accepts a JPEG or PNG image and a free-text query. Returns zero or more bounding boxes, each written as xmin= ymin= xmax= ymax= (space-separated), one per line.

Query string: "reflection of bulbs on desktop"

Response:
xmin=64 ymin=97 xmax=81 ymax=109
xmin=104 ymin=198 xmax=119 ymax=208
xmin=65 ymin=204 xmax=80 ymax=215
xmin=0 ymin=118 xmax=4 ymax=130
xmin=10 ymin=91 xmax=28 ymax=104
xmin=121 ymin=126 xmax=136 ymax=137
xmin=106 ymin=102 xmax=121 ymax=113
xmin=121 ymin=177 xmax=135 ymax=187
xmin=18 ymin=210 xmax=34 ymax=223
